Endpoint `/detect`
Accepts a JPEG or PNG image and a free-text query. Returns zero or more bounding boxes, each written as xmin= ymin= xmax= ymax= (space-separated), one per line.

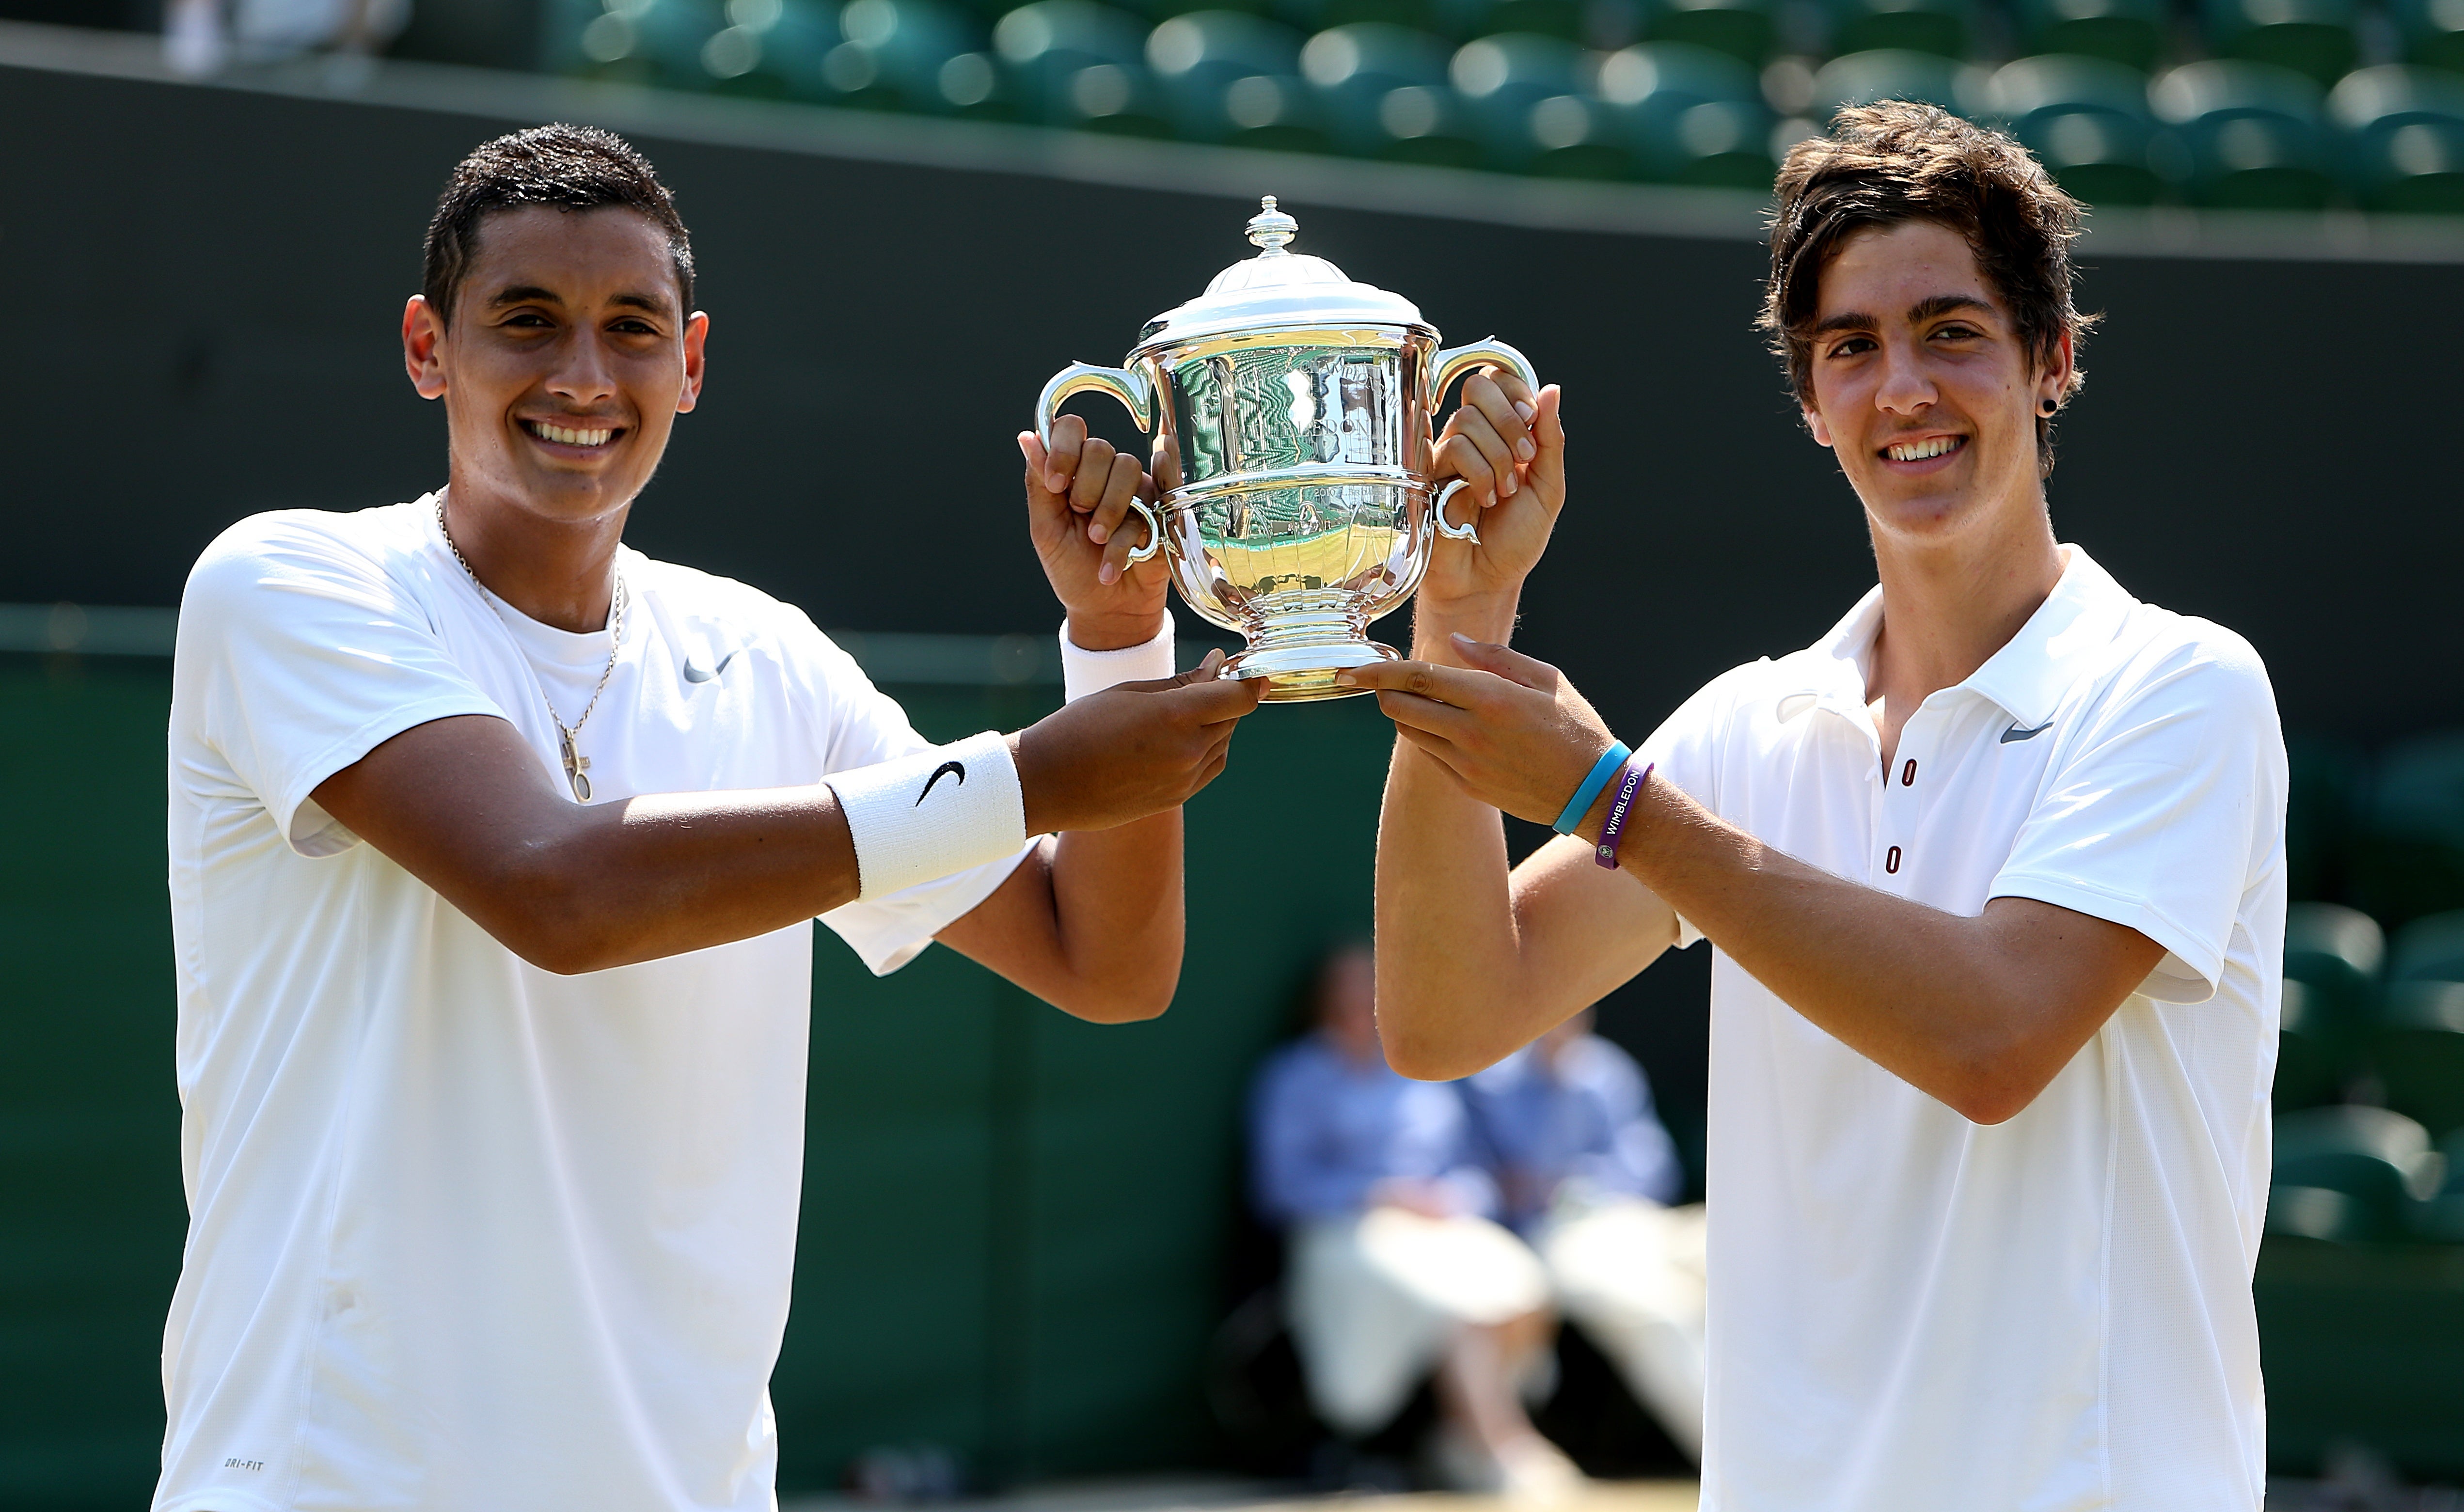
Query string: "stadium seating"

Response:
xmin=2329 ymin=65 xmax=2464 ymax=213
xmin=1148 ymin=11 xmax=1330 ymax=147
xmin=1300 ymin=22 xmax=1486 ymax=160
xmin=1987 ymin=53 xmax=2166 ymax=204
xmin=2011 ymin=0 xmax=2166 ymax=72
xmin=2202 ymin=0 xmax=2359 ymax=87
xmin=2274 ymin=1104 xmax=2445 ymax=1239
xmin=1640 ymin=0 xmax=1778 ymax=65
xmin=2373 ymin=981 xmax=2464 ymax=1140
xmin=806 ymin=0 xmax=984 ymax=109
xmin=2276 ymin=979 xmax=2350 ymax=1113
xmin=1598 ymin=40 xmax=1779 ymax=184
xmin=1827 ymin=0 xmax=1974 ymax=61
xmin=1451 ymin=32 xmax=1628 ymax=171
xmin=2283 ymin=901 xmax=2385 ymax=1024
xmin=993 ymin=0 xmax=1174 ymax=131
xmin=2152 ymin=59 xmax=2337 ymax=207
xmin=2354 ymin=733 xmax=2464 ymax=926
xmin=2391 ymin=0 xmax=2464 ymax=72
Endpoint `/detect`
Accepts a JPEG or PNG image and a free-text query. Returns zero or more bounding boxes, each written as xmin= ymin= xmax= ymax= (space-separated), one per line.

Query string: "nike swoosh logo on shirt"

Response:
xmin=918 ymin=761 xmax=965 ymax=804
xmin=2000 ymin=721 xmax=2054 ymax=743
xmin=682 ymin=650 xmax=740 ymax=684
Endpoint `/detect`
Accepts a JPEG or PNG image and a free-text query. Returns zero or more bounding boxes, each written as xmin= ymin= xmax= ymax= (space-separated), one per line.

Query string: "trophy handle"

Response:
xmin=1430 ymin=479 xmax=1481 ymax=544
xmin=1034 ymin=362 xmax=1163 ymax=566
xmin=1424 ymin=339 xmax=1534 ymax=550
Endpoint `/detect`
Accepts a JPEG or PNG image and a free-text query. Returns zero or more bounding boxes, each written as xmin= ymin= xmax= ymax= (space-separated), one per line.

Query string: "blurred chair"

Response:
xmin=2283 ymin=901 xmax=2386 ymax=1026
xmin=2266 ymin=1181 xmax=2380 ymax=1243
xmin=689 ymin=0 xmax=839 ymax=97
xmin=1638 ymin=0 xmax=1777 ymax=65
xmin=995 ymin=0 xmax=1176 ymax=131
xmin=2372 ymin=981 xmax=2464 ymax=1141
xmin=1986 ymin=53 xmax=2167 ymax=204
xmin=549 ymin=0 xmax=726 ymax=87
xmin=1149 ymin=11 xmax=1333 ymax=146
xmin=1826 ymin=0 xmax=1974 ymax=60
xmin=796 ymin=0 xmax=982 ymax=108
xmin=2202 ymin=0 xmax=2358 ymax=88
xmin=2352 ymin=732 xmax=2464 ymax=927
xmin=1302 ymin=23 xmax=1488 ymax=160
xmin=2273 ymin=1104 xmax=2445 ymax=1240
xmin=2150 ymin=60 xmax=2335 ymax=208
xmin=1599 ymin=40 xmax=1778 ymax=184
xmin=2390 ymin=0 xmax=2464 ymax=74
xmin=1470 ymin=0 xmax=1590 ymax=41
xmin=1811 ymin=47 xmax=1987 ymax=120
xmin=2275 ymin=980 xmax=2349 ymax=1114
xmin=1452 ymin=32 xmax=1629 ymax=171
xmin=2416 ymin=1130 xmax=2464 ymax=1240
xmin=2011 ymin=0 xmax=2165 ymax=72
xmin=2391 ymin=909 xmax=2464 ymax=984
xmin=2328 ymin=66 xmax=2464 ymax=212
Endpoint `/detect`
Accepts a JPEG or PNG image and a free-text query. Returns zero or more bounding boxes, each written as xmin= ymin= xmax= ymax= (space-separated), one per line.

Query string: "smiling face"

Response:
xmin=1801 ymin=219 xmax=2069 ymax=552
xmin=404 ymin=204 xmax=706 ymax=529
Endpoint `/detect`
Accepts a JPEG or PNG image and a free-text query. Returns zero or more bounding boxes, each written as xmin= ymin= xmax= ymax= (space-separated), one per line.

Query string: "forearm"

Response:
xmin=1598 ymin=779 xmax=2145 ymax=1122
xmin=938 ymin=810 xmax=1183 ymax=1023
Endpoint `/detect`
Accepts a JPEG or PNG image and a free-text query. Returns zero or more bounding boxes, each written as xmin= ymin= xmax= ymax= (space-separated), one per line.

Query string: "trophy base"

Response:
xmin=1220 ymin=639 xmax=1398 ymax=702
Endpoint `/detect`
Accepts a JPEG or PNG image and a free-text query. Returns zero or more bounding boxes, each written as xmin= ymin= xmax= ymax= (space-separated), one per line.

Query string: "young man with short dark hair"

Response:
xmin=158 ymin=124 xmax=1254 ymax=1512
xmin=1347 ymin=103 xmax=2287 ymax=1510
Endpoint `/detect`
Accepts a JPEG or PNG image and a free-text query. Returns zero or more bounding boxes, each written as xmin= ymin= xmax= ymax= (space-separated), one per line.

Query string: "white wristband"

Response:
xmin=1060 ymin=616 xmax=1175 ymax=703
xmin=825 ymin=730 xmax=1027 ymax=900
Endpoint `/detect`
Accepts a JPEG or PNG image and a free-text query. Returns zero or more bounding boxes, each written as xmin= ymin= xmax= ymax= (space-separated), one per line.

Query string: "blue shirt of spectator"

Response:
xmin=1463 ymin=1023 xmax=1683 ymax=1234
xmin=1249 ymin=1033 xmax=1500 ymax=1227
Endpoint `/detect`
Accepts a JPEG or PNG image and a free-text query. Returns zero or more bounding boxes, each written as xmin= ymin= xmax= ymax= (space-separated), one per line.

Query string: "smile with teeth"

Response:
xmin=524 ymin=420 xmax=618 ymax=448
xmin=1885 ymin=435 xmax=1964 ymax=463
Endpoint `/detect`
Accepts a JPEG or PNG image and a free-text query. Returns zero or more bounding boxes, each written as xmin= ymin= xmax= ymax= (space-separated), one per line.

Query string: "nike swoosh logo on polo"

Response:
xmin=682 ymin=650 xmax=741 ymax=684
xmin=918 ymin=760 xmax=965 ymax=804
xmin=2000 ymin=721 xmax=2054 ymax=743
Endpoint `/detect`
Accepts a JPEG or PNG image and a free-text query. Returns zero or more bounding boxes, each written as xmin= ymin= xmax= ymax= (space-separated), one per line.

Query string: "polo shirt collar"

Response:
xmin=1779 ymin=545 xmax=2137 ymax=729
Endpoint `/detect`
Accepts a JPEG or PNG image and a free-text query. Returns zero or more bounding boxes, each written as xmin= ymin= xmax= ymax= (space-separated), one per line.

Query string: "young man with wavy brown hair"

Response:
xmin=1346 ymin=102 xmax=2287 ymax=1510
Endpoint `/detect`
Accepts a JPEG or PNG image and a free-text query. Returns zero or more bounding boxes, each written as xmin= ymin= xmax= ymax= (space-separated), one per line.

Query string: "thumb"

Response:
xmin=1449 ymin=632 xmax=1558 ymax=691
xmin=1112 ymin=646 xmax=1227 ymax=696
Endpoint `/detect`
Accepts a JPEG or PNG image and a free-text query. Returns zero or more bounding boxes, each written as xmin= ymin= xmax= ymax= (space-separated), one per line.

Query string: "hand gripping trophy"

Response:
xmin=1036 ymin=197 xmax=1537 ymax=701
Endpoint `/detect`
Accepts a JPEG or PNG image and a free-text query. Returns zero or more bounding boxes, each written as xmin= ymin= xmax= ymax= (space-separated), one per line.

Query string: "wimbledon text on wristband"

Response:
xmin=1060 ymin=617 xmax=1176 ymax=703
xmin=1595 ymin=759 xmax=1654 ymax=870
xmin=825 ymin=730 xmax=1028 ymax=900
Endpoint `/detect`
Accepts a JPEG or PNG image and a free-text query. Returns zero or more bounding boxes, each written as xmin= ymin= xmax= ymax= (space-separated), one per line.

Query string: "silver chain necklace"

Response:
xmin=436 ymin=494 xmax=625 ymax=803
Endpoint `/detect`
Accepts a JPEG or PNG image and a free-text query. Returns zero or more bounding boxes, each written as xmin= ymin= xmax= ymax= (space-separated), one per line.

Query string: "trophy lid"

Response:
xmin=1135 ymin=196 xmax=1432 ymax=349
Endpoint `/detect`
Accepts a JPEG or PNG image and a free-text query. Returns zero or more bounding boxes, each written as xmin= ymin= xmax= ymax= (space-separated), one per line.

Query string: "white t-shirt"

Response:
xmin=1636 ymin=547 xmax=2286 ymax=1512
xmin=159 ymin=498 xmax=1028 ymax=1512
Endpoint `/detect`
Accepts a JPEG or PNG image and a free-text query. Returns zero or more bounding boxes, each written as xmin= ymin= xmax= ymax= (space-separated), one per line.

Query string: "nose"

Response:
xmin=546 ymin=327 xmax=619 ymax=407
xmin=1873 ymin=337 xmax=1937 ymax=417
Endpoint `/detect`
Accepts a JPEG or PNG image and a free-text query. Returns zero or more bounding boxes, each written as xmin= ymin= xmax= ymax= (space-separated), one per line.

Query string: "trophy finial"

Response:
xmin=1246 ymin=195 xmax=1298 ymax=255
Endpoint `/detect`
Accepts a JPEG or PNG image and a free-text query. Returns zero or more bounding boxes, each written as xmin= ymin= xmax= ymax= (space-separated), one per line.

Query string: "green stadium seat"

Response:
xmin=2274 ymin=1104 xmax=2444 ymax=1238
xmin=2352 ymin=732 xmax=2464 ymax=927
xmin=2329 ymin=66 xmax=2464 ymax=213
xmin=2152 ymin=59 xmax=2333 ymax=208
xmin=1598 ymin=40 xmax=1779 ymax=185
xmin=1640 ymin=0 xmax=1779 ymax=65
xmin=2283 ymin=901 xmax=2385 ymax=1024
xmin=1147 ymin=12 xmax=1331 ymax=146
xmin=2372 ymin=981 xmax=2464 ymax=1140
xmin=2417 ymin=1130 xmax=2464 ymax=1239
xmin=2276 ymin=980 xmax=2351 ymax=1112
xmin=1986 ymin=54 xmax=2166 ymax=205
xmin=2203 ymin=0 xmax=2358 ymax=87
xmin=689 ymin=0 xmax=843 ymax=98
xmin=2011 ymin=0 xmax=2165 ymax=72
xmin=1827 ymin=0 xmax=1974 ymax=61
xmin=2268 ymin=1181 xmax=2381 ymax=1242
xmin=2390 ymin=0 xmax=2464 ymax=73
xmin=2391 ymin=909 xmax=2464 ymax=984
xmin=1301 ymin=23 xmax=1487 ymax=160
xmin=1812 ymin=48 xmax=1987 ymax=120
xmin=549 ymin=0 xmax=725 ymax=88
xmin=798 ymin=0 xmax=981 ymax=109
xmin=1452 ymin=33 xmax=1630 ymax=171
xmin=994 ymin=0 xmax=1174 ymax=131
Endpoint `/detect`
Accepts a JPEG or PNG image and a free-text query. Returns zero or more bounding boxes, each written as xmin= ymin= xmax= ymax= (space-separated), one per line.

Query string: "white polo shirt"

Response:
xmin=1637 ymin=547 xmax=2287 ymax=1512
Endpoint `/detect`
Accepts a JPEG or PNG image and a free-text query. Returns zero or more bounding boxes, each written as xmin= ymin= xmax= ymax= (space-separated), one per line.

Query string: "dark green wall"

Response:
xmin=0 ymin=655 xmax=1411 ymax=1507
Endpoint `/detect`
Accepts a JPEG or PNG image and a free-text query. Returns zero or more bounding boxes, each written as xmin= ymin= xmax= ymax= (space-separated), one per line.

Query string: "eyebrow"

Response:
xmin=1814 ymin=293 xmax=1997 ymax=337
xmin=484 ymin=285 xmax=675 ymax=316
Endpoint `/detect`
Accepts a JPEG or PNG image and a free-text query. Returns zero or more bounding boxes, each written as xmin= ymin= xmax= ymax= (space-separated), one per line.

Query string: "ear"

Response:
xmin=403 ymin=295 xmax=447 ymax=401
xmin=2037 ymin=326 xmax=2075 ymax=412
xmin=1804 ymin=398 xmax=1835 ymax=449
xmin=676 ymin=311 xmax=710 ymax=414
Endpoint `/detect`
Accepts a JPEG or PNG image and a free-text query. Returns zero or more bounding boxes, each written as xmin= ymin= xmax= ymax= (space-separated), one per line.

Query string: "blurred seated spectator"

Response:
xmin=1465 ymin=1010 xmax=1707 ymax=1460
xmin=1249 ymin=943 xmax=1581 ymax=1496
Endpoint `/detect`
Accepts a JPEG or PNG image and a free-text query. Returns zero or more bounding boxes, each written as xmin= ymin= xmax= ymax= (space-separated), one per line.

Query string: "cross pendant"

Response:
xmin=560 ymin=729 xmax=593 ymax=803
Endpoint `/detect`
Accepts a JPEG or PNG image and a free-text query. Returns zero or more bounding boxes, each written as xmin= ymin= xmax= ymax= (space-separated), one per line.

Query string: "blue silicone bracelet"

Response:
xmin=1553 ymin=741 xmax=1631 ymax=834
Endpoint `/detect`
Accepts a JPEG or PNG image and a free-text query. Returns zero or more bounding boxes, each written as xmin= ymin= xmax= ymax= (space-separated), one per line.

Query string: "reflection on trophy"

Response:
xmin=1036 ymin=197 xmax=1537 ymax=702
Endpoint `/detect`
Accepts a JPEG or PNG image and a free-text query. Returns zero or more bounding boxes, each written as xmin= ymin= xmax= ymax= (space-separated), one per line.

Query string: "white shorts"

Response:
xmin=1285 ymin=1207 xmax=1552 ymax=1435
xmin=1538 ymin=1197 xmax=1709 ymax=1458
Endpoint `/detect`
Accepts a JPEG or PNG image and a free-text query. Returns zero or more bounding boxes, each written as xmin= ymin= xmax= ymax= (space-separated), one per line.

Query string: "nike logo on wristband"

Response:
xmin=917 ymin=761 xmax=966 ymax=803
xmin=1999 ymin=721 xmax=2054 ymax=744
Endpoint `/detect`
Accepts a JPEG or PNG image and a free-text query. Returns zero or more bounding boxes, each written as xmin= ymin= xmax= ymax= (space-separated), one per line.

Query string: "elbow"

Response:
xmin=1380 ymin=1027 xmax=1486 ymax=1084
xmin=474 ymin=850 xmax=626 ymax=976
xmin=1056 ymin=977 xmax=1175 ymax=1025
xmin=1937 ymin=1049 xmax=2056 ymax=1127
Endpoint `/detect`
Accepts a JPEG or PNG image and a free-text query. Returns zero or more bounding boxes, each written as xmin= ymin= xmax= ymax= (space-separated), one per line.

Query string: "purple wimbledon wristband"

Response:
xmin=1595 ymin=759 xmax=1653 ymax=869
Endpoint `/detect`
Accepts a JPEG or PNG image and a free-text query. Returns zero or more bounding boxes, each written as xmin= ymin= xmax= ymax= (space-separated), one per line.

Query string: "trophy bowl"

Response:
xmin=1036 ymin=197 xmax=1536 ymax=702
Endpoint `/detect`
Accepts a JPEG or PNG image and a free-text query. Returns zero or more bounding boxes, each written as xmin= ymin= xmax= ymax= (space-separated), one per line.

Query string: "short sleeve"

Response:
xmin=1990 ymin=637 xmax=2284 ymax=1004
xmin=180 ymin=513 xmax=506 ymax=857
xmin=798 ymin=624 xmax=1032 ymax=976
xmin=1632 ymin=664 xmax=1760 ymax=949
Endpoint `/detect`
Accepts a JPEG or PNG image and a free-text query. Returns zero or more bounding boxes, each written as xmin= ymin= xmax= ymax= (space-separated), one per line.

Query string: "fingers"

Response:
xmin=1527 ymin=383 xmax=1568 ymax=521
xmin=1446 ymin=632 xmax=1560 ymax=692
xmin=1088 ymin=457 xmax=1153 ymax=583
xmin=1042 ymin=413 xmax=1087 ymax=496
xmin=1435 ymin=430 xmax=1501 ymax=508
xmin=1334 ymin=657 xmax=1496 ymax=708
xmin=1438 ymin=406 xmax=1518 ymax=504
xmin=1461 ymin=370 xmax=1537 ymax=472
xmin=1066 ymin=436 xmax=1120 ymax=516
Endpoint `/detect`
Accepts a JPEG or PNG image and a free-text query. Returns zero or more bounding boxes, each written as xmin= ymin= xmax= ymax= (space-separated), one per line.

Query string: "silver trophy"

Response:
xmin=1036 ymin=197 xmax=1537 ymax=702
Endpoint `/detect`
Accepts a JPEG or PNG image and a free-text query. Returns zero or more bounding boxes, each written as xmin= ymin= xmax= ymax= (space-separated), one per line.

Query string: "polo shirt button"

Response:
xmin=1886 ymin=845 xmax=1902 ymax=874
xmin=1901 ymin=759 xmax=1916 ymax=787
